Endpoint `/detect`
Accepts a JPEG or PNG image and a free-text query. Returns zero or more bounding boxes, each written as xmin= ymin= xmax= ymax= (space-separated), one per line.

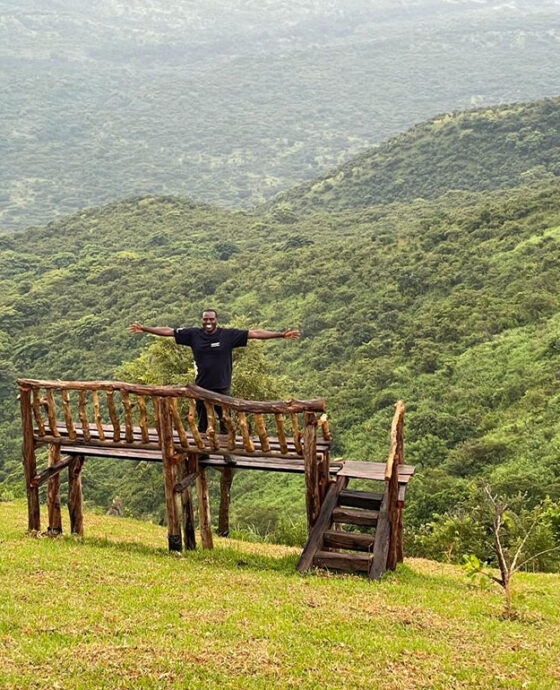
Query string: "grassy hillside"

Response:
xmin=263 ymin=97 xmax=560 ymax=215
xmin=3 ymin=1 xmax=560 ymax=230
xmin=1 ymin=180 xmax=560 ymax=541
xmin=1 ymin=500 xmax=559 ymax=689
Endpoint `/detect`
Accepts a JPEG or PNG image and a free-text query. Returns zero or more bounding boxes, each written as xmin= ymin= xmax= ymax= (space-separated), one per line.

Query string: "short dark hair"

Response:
xmin=202 ymin=308 xmax=218 ymax=319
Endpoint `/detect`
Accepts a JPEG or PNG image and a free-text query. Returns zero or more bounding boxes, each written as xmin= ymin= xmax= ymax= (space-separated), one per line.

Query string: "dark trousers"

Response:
xmin=196 ymin=385 xmax=231 ymax=434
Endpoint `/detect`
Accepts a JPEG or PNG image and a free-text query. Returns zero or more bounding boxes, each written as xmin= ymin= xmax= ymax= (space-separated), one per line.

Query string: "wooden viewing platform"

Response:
xmin=18 ymin=378 xmax=415 ymax=579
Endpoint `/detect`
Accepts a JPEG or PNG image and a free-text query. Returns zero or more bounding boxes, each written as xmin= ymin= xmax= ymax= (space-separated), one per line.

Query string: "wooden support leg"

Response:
xmin=303 ymin=412 xmax=320 ymax=530
xmin=160 ymin=399 xmax=182 ymax=552
xmin=196 ymin=468 xmax=213 ymax=549
xmin=67 ymin=455 xmax=85 ymax=536
xmin=217 ymin=466 xmax=234 ymax=537
xmin=397 ymin=503 xmax=404 ymax=564
xmin=47 ymin=444 xmax=63 ymax=535
xmin=180 ymin=454 xmax=197 ymax=550
xmin=20 ymin=388 xmax=40 ymax=532
xmin=317 ymin=450 xmax=331 ymax=507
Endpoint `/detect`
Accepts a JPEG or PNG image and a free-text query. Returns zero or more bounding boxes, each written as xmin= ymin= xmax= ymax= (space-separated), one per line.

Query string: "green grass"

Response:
xmin=1 ymin=499 xmax=559 ymax=689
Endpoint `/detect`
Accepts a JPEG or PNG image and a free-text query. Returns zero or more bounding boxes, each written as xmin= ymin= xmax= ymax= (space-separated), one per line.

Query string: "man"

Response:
xmin=128 ymin=309 xmax=300 ymax=433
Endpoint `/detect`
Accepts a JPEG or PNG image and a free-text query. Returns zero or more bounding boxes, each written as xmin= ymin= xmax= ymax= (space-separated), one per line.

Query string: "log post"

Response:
xmin=32 ymin=388 xmax=46 ymax=437
xmin=217 ymin=466 xmax=234 ymax=537
xmin=180 ymin=453 xmax=197 ymax=550
xmin=91 ymin=391 xmax=105 ymax=441
xmin=106 ymin=390 xmax=121 ymax=442
xmin=137 ymin=395 xmax=150 ymax=443
xmin=254 ymin=413 xmax=270 ymax=452
xmin=159 ymin=398 xmax=182 ymax=552
xmin=47 ymin=444 xmax=63 ymax=534
xmin=78 ymin=390 xmax=91 ymax=441
xmin=317 ymin=449 xmax=331 ymax=506
xmin=196 ymin=467 xmax=214 ymax=549
xmin=275 ymin=413 xmax=288 ymax=454
xmin=67 ymin=455 xmax=85 ymax=535
xmin=370 ymin=401 xmax=405 ymax=579
xmin=303 ymin=411 xmax=320 ymax=530
xmin=121 ymin=391 xmax=134 ymax=443
xmin=291 ymin=413 xmax=303 ymax=454
xmin=386 ymin=403 xmax=405 ymax=571
xmin=20 ymin=387 xmax=41 ymax=532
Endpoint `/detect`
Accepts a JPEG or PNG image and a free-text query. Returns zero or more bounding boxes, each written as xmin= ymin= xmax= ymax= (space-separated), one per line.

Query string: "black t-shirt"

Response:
xmin=173 ymin=327 xmax=248 ymax=390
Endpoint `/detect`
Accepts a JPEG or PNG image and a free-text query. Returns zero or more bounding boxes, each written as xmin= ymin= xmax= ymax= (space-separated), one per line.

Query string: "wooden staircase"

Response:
xmin=297 ymin=401 xmax=414 ymax=580
xmin=311 ymin=481 xmax=382 ymax=573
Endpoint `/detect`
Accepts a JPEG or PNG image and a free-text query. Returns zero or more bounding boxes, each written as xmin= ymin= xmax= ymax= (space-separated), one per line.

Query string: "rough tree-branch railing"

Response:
xmin=18 ymin=378 xmax=331 ymax=551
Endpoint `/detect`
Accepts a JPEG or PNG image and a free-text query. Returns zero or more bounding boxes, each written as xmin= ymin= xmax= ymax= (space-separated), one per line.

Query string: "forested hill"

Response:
xmin=262 ymin=97 xmax=560 ymax=216
xmin=3 ymin=0 xmax=560 ymax=231
xmin=1 ymin=181 xmax=560 ymax=530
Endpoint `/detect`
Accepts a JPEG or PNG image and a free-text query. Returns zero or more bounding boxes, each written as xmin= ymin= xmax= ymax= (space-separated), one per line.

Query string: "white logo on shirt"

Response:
xmin=211 ymin=342 xmax=221 ymax=348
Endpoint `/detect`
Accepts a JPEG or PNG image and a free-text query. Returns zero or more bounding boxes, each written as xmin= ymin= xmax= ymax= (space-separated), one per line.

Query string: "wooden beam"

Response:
xmin=173 ymin=471 xmax=199 ymax=494
xmin=275 ymin=414 xmax=288 ymax=454
xmin=67 ymin=455 xmax=85 ymax=535
xmin=255 ymin=414 xmax=270 ymax=452
xmin=121 ymin=391 xmax=134 ymax=444
xmin=332 ymin=507 xmax=379 ymax=527
xmin=303 ymin=411 xmax=319 ymax=529
xmin=217 ymin=466 xmax=234 ymax=537
xmin=313 ymin=551 xmax=370 ymax=573
xmin=106 ymin=390 xmax=121 ymax=442
xmin=196 ymin=468 xmax=213 ymax=549
xmin=61 ymin=390 xmax=76 ymax=441
xmin=78 ymin=390 xmax=91 ymax=441
xmin=32 ymin=454 xmax=73 ymax=488
xmin=238 ymin=412 xmax=255 ymax=453
xmin=159 ymin=398 xmax=182 ymax=552
xmin=323 ymin=530 xmax=375 ymax=552
xmin=19 ymin=387 xmax=40 ymax=532
xmin=91 ymin=391 xmax=105 ymax=441
xmin=45 ymin=389 xmax=60 ymax=437
xmin=179 ymin=454 xmax=197 ymax=550
xmin=137 ymin=395 xmax=150 ymax=443
xmin=31 ymin=388 xmax=46 ymax=437
xmin=47 ymin=444 xmax=63 ymax=534
xmin=17 ymin=378 xmax=327 ymax=413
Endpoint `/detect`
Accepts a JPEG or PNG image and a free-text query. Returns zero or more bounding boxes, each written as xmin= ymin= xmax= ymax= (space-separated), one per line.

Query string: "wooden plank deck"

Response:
xmin=56 ymin=440 xmax=412 ymax=482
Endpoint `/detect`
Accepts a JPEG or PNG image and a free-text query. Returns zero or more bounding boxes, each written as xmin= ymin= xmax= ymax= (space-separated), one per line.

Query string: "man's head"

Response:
xmin=202 ymin=309 xmax=218 ymax=334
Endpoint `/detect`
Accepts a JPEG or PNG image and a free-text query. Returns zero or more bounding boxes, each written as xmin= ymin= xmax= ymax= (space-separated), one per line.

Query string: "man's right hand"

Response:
xmin=128 ymin=322 xmax=144 ymax=334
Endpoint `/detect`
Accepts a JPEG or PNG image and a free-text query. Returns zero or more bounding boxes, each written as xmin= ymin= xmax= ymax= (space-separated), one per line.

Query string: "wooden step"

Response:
xmin=332 ymin=507 xmax=379 ymax=526
xmin=313 ymin=551 xmax=371 ymax=572
xmin=323 ymin=530 xmax=375 ymax=552
xmin=338 ymin=489 xmax=382 ymax=510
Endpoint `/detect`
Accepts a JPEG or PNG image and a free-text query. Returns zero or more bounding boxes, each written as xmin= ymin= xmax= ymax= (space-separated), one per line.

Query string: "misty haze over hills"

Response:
xmin=1 ymin=0 xmax=560 ymax=230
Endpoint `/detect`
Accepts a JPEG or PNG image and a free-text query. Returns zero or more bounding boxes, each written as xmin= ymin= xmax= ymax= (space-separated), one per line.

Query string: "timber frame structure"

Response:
xmin=18 ymin=378 xmax=414 ymax=579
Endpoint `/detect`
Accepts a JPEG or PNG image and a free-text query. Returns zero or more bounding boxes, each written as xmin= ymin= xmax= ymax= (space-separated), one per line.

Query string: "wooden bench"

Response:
xmin=18 ymin=378 xmax=414 ymax=579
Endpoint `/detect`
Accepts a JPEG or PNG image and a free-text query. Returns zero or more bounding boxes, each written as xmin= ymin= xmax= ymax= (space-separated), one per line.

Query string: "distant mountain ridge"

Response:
xmin=2 ymin=0 xmax=560 ymax=230
xmin=262 ymin=97 xmax=560 ymax=215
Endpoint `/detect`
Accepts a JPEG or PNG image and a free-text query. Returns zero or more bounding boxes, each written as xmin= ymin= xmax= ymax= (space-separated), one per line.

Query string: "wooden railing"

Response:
xmin=18 ymin=378 xmax=331 ymax=551
xmin=370 ymin=400 xmax=405 ymax=578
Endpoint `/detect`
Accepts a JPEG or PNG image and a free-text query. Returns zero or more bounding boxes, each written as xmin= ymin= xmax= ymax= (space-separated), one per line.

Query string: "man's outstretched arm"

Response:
xmin=128 ymin=322 xmax=175 ymax=337
xmin=248 ymin=329 xmax=301 ymax=340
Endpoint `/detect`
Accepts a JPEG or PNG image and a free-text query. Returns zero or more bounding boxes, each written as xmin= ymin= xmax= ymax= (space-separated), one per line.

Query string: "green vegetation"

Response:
xmin=3 ymin=2 xmax=560 ymax=230
xmin=1 ymin=176 xmax=560 ymax=557
xmin=263 ymin=97 xmax=560 ymax=215
xmin=1 ymin=499 xmax=559 ymax=689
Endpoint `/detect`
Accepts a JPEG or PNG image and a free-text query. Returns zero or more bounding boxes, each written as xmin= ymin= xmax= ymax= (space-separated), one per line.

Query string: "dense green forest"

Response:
xmin=2 ymin=0 xmax=560 ymax=230
xmin=1 ymin=179 xmax=560 ymax=562
xmin=263 ymin=97 xmax=560 ymax=215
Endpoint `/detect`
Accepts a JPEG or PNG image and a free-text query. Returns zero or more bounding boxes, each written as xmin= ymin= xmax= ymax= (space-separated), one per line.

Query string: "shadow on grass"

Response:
xmin=73 ymin=534 xmax=301 ymax=576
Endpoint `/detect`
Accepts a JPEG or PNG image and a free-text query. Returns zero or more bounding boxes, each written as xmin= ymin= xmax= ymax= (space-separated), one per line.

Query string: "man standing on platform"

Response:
xmin=128 ymin=309 xmax=300 ymax=433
